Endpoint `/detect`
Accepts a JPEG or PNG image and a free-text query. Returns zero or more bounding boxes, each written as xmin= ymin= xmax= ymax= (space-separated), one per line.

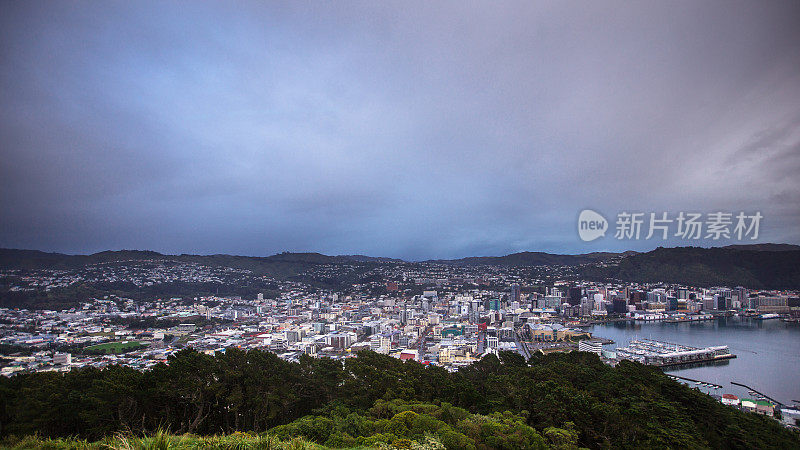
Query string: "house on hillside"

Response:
xmin=721 ymin=394 xmax=739 ymax=406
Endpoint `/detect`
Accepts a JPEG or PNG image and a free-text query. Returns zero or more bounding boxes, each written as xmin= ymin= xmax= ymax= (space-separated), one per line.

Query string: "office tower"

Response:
xmin=510 ymin=283 xmax=521 ymax=304
xmin=568 ymin=287 xmax=583 ymax=306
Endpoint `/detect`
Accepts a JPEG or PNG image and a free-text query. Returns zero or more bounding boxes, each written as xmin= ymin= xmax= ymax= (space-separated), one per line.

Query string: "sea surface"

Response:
xmin=589 ymin=317 xmax=800 ymax=405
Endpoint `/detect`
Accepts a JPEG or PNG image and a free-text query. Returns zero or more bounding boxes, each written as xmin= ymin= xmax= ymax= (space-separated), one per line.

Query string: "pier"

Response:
xmin=731 ymin=382 xmax=785 ymax=407
xmin=614 ymin=338 xmax=736 ymax=367
xmin=664 ymin=314 xmax=715 ymax=324
xmin=666 ymin=374 xmax=723 ymax=389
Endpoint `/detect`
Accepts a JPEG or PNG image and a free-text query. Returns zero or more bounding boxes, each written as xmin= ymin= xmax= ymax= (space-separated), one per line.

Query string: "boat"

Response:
xmin=664 ymin=314 xmax=714 ymax=323
xmin=756 ymin=313 xmax=779 ymax=320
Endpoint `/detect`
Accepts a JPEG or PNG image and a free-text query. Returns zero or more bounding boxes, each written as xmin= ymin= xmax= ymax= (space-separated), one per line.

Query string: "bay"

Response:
xmin=589 ymin=317 xmax=800 ymax=405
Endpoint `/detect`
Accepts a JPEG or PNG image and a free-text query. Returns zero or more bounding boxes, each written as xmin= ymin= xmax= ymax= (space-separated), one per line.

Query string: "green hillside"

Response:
xmin=1 ymin=350 xmax=797 ymax=449
xmin=427 ymin=251 xmax=625 ymax=267
xmin=584 ymin=246 xmax=800 ymax=288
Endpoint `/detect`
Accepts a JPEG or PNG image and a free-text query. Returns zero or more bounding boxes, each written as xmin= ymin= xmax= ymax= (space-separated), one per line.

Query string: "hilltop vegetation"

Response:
xmin=0 ymin=350 xmax=797 ymax=449
xmin=426 ymin=251 xmax=625 ymax=267
xmin=584 ymin=246 xmax=800 ymax=288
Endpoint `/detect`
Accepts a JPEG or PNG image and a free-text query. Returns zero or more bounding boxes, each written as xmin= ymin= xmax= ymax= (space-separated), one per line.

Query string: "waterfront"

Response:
xmin=590 ymin=317 xmax=800 ymax=405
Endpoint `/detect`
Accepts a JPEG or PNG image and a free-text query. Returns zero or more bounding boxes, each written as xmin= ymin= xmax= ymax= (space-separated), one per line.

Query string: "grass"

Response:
xmin=84 ymin=341 xmax=145 ymax=354
xmin=0 ymin=431 xmax=325 ymax=449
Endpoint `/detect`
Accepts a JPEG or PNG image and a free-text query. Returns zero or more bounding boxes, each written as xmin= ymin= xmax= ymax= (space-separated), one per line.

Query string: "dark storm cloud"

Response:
xmin=1 ymin=1 xmax=799 ymax=259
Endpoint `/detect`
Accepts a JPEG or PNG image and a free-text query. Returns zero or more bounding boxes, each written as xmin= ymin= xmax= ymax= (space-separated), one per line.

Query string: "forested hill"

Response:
xmin=426 ymin=251 xmax=629 ymax=267
xmin=0 ymin=249 xmax=165 ymax=270
xmin=0 ymin=248 xmax=623 ymax=271
xmin=723 ymin=243 xmax=800 ymax=252
xmin=3 ymin=245 xmax=800 ymax=291
xmin=583 ymin=246 xmax=800 ymax=289
xmin=0 ymin=350 xmax=797 ymax=449
xmin=0 ymin=248 xmax=379 ymax=277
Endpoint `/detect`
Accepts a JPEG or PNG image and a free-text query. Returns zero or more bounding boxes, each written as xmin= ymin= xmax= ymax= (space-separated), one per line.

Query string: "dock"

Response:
xmin=664 ymin=314 xmax=715 ymax=324
xmin=666 ymin=374 xmax=723 ymax=389
xmin=614 ymin=338 xmax=736 ymax=367
xmin=730 ymin=382 xmax=785 ymax=407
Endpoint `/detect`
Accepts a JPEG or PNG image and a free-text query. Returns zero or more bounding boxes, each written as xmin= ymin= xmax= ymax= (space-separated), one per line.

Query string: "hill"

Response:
xmin=428 ymin=251 xmax=629 ymax=267
xmin=0 ymin=248 xmax=635 ymax=271
xmin=3 ymin=245 xmax=800 ymax=295
xmin=0 ymin=350 xmax=797 ymax=449
xmin=0 ymin=249 xmax=387 ymax=310
xmin=0 ymin=249 xmax=354 ymax=269
xmin=584 ymin=246 xmax=800 ymax=288
xmin=723 ymin=243 xmax=800 ymax=252
xmin=0 ymin=249 xmax=165 ymax=270
xmin=0 ymin=248 xmax=384 ymax=279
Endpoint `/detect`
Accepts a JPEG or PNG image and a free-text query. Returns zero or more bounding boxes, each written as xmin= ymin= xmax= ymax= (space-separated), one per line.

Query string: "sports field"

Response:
xmin=85 ymin=341 xmax=144 ymax=354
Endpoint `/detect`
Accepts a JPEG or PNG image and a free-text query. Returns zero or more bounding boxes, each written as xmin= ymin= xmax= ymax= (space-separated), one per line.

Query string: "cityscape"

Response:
xmin=2 ymin=0 xmax=800 ymax=448
xmin=2 ymin=251 xmax=799 ymax=428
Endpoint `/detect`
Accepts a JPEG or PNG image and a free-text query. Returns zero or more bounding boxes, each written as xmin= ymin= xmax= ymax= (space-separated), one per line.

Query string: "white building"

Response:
xmin=53 ymin=352 xmax=72 ymax=365
xmin=578 ymin=340 xmax=603 ymax=355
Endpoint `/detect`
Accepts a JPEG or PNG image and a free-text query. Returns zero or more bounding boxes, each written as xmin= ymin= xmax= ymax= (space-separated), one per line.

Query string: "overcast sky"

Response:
xmin=1 ymin=1 xmax=799 ymax=260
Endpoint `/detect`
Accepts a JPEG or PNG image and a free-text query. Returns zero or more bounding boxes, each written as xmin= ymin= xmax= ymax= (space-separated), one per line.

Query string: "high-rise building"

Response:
xmin=593 ymin=293 xmax=604 ymax=310
xmin=735 ymin=287 xmax=749 ymax=308
xmin=544 ymin=295 xmax=561 ymax=309
xmin=716 ymin=295 xmax=728 ymax=310
xmin=421 ymin=297 xmax=431 ymax=312
xmin=510 ymin=284 xmax=521 ymax=304
xmin=667 ymin=297 xmax=678 ymax=311
xmin=568 ymin=287 xmax=583 ymax=306
xmin=756 ymin=296 xmax=789 ymax=313
xmin=629 ymin=290 xmax=646 ymax=305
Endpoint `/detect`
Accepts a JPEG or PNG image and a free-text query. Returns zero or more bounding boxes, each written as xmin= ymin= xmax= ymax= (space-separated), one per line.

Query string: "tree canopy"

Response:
xmin=0 ymin=349 xmax=797 ymax=449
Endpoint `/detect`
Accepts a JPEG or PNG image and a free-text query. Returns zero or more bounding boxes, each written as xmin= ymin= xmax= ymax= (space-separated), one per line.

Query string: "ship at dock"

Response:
xmin=755 ymin=313 xmax=780 ymax=320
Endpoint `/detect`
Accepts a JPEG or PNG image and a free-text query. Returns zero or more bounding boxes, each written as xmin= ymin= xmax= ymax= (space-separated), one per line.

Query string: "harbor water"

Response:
xmin=589 ymin=317 xmax=800 ymax=405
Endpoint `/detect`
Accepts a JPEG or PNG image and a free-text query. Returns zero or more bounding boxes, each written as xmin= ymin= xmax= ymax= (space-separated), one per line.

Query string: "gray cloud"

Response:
xmin=1 ymin=1 xmax=799 ymax=259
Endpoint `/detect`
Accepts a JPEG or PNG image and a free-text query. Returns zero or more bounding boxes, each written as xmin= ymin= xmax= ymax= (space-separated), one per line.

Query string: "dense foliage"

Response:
xmin=270 ymin=400 xmax=550 ymax=449
xmin=429 ymin=252 xmax=619 ymax=267
xmin=583 ymin=246 xmax=800 ymax=289
xmin=1 ymin=349 xmax=797 ymax=449
xmin=1 ymin=429 xmax=319 ymax=449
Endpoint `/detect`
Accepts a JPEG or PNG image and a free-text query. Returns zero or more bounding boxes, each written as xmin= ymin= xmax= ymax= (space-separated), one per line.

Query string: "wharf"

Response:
xmin=615 ymin=338 xmax=736 ymax=367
